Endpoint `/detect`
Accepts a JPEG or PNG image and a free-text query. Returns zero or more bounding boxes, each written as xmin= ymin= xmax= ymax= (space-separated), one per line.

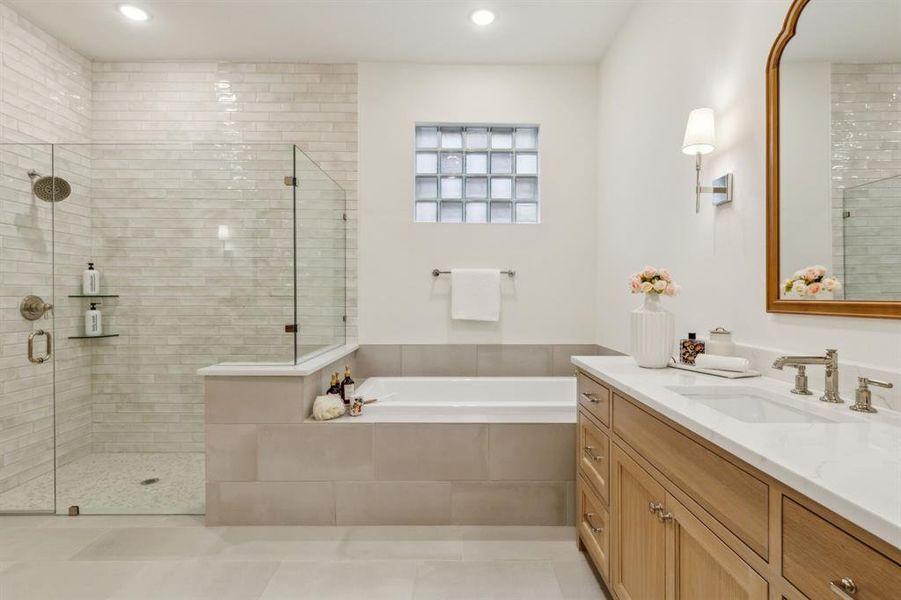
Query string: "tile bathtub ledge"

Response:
xmin=197 ymin=343 xmax=359 ymax=377
xmin=572 ymin=355 xmax=901 ymax=550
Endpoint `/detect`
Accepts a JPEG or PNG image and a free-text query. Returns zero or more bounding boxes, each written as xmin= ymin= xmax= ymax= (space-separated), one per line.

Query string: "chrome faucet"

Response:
xmin=772 ymin=349 xmax=843 ymax=403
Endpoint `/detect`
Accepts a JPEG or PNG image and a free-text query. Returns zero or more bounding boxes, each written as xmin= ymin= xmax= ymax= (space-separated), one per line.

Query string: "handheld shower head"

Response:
xmin=28 ymin=170 xmax=71 ymax=202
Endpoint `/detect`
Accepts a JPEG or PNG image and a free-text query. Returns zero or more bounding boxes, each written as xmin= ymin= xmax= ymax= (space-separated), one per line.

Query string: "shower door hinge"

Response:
xmin=843 ymin=210 xmax=851 ymax=219
xmin=342 ymin=315 xmax=347 ymax=323
xmin=285 ymin=324 xmax=298 ymax=333
xmin=284 ymin=176 xmax=297 ymax=187
xmin=68 ymin=505 xmax=80 ymax=516
xmin=342 ymin=213 xmax=347 ymax=221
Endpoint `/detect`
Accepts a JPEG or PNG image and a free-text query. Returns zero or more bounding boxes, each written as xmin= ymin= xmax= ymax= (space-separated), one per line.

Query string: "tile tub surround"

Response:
xmin=571 ymin=355 xmax=901 ymax=548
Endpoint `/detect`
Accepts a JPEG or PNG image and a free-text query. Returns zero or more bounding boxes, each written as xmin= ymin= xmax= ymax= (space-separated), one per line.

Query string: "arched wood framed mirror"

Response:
xmin=766 ymin=0 xmax=901 ymax=318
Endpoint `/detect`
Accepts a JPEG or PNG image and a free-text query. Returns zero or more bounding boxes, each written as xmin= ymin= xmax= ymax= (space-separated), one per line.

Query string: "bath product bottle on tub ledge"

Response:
xmin=341 ymin=365 xmax=355 ymax=401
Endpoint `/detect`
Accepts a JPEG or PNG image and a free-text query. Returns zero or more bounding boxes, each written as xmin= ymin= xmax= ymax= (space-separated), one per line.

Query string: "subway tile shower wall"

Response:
xmin=89 ymin=62 xmax=357 ymax=452
xmin=0 ymin=5 xmax=94 ymax=496
xmin=831 ymin=63 xmax=901 ymax=300
xmin=1 ymin=0 xmax=359 ymax=486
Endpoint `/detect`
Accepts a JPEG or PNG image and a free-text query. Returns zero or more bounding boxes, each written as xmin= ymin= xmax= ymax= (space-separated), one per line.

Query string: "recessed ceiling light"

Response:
xmin=470 ymin=9 xmax=496 ymax=26
xmin=117 ymin=4 xmax=150 ymax=22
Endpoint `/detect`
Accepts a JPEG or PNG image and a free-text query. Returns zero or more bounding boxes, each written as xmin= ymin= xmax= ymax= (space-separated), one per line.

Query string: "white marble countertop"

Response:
xmin=572 ymin=355 xmax=901 ymax=549
xmin=197 ymin=343 xmax=358 ymax=377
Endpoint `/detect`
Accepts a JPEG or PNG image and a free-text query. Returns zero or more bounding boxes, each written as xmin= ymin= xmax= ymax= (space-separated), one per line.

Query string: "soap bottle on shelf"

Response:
xmin=341 ymin=365 xmax=355 ymax=401
xmin=84 ymin=303 xmax=102 ymax=337
xmin=679 ymin=333 xmax=705 ymax=365
xmin=82 ymin=262 xmax=100 ymax=295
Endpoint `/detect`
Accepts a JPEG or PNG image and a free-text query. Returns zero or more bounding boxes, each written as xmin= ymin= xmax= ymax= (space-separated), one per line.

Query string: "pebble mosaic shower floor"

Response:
xmin=0 ymin=453 xmax=204 ymax=515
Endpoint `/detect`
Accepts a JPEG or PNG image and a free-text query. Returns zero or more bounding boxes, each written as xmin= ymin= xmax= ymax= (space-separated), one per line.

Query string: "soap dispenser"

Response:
xmin=84 ymin=303 xmax=102 ymax=337
xmin=83 ymin=262 xmax=100 ymax=295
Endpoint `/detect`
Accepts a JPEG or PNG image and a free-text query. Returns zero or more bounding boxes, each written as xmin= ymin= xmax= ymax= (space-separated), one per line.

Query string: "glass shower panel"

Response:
xmin=50 ymin=142 xmax=296 ymax=515
xmin=842 ymin=174 xmax=901 ymax=301
xmin=294 ymin=146 xmax=347 ymax=361
xmin=0 ymin=144 xmax=56 ymax=513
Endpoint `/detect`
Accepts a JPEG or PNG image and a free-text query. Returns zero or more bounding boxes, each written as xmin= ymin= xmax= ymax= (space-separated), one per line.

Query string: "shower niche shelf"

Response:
xmin=68 ymin=333 xmax=119 ymax=340
xmin=68 ymin=294 xmax=119 ymax=298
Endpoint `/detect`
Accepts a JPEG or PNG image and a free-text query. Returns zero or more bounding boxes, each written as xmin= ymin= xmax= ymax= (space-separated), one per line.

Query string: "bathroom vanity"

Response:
xmin=572 ymin=356 xmax=900 ymax=600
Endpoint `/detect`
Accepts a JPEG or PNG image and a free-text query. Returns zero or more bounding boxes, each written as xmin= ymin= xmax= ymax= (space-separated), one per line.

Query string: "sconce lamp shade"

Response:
xmin=682 ymin=108 xmax=716 ymax=155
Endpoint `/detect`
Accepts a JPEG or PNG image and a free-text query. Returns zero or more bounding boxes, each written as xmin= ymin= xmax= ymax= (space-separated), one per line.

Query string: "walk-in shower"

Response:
xmin=0 ymin=142 xmax=347 ymax=515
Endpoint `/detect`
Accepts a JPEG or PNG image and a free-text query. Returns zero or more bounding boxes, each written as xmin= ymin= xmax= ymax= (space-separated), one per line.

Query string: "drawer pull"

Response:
xmin=648 ymin=501 xmax=663 ymax=514
xmin=656 ymin=510 xmax=674 ymax=523
xmin=583 ymin=445 xmax=602 ymax=462
xmin=581 ymin=392 xmax=600 ymax=404
xmin=829 ymin=578 xmax=857 ymax=599
xmin=584 ymin=512 xmax=604 ymax=534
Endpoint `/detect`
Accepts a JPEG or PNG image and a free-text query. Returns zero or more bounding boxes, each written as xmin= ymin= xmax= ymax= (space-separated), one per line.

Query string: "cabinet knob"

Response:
xmin=648 ymin=502 xmax=663 ymax=514
xmin=656 ymin=510 xmax=674 ymax=523
xmin=829 ymin=577 xmax=857 ymax=599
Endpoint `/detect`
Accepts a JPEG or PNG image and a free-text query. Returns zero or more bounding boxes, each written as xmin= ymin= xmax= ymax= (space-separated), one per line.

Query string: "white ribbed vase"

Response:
xmin=630 ymin=294 xmax=674 ymax=368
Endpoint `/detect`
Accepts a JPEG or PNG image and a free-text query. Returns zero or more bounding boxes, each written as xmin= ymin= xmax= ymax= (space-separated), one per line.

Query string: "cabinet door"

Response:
xmin=611 ymin=445 xmax=667 ymax=600
xmin=665 ymin=491 xmax=768 ymax=600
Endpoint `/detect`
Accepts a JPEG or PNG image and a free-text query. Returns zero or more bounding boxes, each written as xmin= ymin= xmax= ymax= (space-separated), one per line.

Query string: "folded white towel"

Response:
xmin=451 ymin=269 xmax=501 ymax=321
xmin=694 ymin=354 xmax=750 ymax=372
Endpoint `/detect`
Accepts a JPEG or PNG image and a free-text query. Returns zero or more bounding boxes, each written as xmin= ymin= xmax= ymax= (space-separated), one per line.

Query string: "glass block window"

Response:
xmin=415 ymin=124 xmax=539 ymax=223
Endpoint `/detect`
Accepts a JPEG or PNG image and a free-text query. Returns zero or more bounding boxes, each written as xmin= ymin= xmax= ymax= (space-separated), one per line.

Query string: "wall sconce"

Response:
xmin=682 ymin=107 xmax=733 ymax=213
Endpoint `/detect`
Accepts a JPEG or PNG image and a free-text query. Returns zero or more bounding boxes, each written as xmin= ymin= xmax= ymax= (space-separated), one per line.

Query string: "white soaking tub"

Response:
xmin=351 ymin=377 xmax=576 ymax=423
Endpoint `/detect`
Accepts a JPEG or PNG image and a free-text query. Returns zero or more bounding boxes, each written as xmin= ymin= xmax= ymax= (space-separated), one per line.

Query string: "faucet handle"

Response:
xmin=859 ymin=377 xmax=893 ymax=390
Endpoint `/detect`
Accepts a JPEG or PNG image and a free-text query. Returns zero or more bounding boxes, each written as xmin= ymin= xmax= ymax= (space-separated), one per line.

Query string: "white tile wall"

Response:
xmin=2 ymin=0 xmax=358 ymax=483
xmin=89 ymin=61 xmax=357 ymax=452
xmin=831 ymin=63 xmax=901 ymax=300
xmin=0 ymin=2 xmax=93 ymax=497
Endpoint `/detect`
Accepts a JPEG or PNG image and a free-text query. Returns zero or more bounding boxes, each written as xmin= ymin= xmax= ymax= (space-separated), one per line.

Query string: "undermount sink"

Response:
xmin=665 ymin=386 xmax=839 ymax=424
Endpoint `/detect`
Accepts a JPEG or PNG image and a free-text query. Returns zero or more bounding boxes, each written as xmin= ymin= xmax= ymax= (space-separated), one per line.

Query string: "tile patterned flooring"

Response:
xmin=0 ymin=516 xmax=611 ymax=599
xmin=0 ymin=453 xmax=204 ymax=514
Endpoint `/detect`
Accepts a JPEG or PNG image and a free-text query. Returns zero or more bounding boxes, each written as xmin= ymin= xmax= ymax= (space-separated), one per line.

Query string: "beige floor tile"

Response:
xmin=213 ymin=526 xmax=348 ymax=560
xmin=260 ymin=560 xmax=418 ymax=600
xmin=38 ymin=515 xmax=204 ymax=529
xmin=110 ymin=559 xmax=280 ymax=600
xmin=0 ymin=516 xmax=53 ymax=529
xmin=339 ymin=526 xmax=462 ymax=560
xmin=552 ymin=559 xmax=611 ymax=599
xmin=72 ymin=527 xmax=226 ymax=560
xmin=0 ymin=528 xmax=108 ymax=561
xmin=413 ymin=560 xmax=564 ymax=599
xmin=0 ymin=561 xmax=142 ymax=600
xmin=460 ymin=526 xmax=582 ymax=561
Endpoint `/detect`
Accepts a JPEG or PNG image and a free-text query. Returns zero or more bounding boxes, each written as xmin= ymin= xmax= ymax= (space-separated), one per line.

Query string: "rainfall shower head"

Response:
xmin=27 ymin=170 xmax=71 ymax=202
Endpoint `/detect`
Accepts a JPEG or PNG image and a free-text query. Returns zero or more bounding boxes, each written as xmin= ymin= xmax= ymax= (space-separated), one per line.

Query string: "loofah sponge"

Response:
xmin=312 ymin=395 xmax=345 ymax=421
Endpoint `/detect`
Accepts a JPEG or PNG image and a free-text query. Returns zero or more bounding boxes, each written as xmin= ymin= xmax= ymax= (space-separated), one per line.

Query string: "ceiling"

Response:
xmin=6 ymin=0 xmax=635 ymax=64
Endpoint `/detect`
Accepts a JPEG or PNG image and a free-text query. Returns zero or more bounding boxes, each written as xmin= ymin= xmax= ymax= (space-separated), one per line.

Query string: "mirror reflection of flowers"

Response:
xmin=629 ymin=266 xmax=679 ymax=296
xmin=782 ymin=265 xmax=841 ymax=297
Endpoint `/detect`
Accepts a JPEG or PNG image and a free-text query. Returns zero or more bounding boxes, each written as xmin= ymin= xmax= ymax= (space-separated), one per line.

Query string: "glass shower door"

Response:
xmin=0 ymin=143 xmax=57 ymax=513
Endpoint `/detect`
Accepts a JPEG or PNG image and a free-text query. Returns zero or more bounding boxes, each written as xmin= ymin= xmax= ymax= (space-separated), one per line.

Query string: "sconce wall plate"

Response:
xmin=710 ymin=173 xmax=733 ymax=206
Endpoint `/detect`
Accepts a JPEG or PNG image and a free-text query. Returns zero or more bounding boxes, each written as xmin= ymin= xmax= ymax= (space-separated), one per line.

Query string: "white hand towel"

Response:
xmin=451 ymin=269 xmax=501 ymax=321
xmin=694 ymin=354 xmax=750 ymax=372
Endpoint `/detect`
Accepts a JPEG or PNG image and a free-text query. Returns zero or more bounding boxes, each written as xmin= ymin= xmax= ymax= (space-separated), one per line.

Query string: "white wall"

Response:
xmin=596 ymin=0 xmax=901 ymax=372
xmin=779 ymin=61 xmax=832 ymax=281
xmin=359 ymin=63 xmax=598 ymax=344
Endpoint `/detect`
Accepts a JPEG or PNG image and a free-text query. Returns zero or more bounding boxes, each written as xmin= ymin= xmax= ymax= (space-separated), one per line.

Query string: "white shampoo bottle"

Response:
xmin=83 ymin=262 xmax=100 ymax=295
xmin=84 ymin=303 xmax=102 ymax=337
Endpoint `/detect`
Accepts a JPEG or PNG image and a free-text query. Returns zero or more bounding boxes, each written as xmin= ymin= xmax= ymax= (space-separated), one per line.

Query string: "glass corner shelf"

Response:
xmin=68 ymin=294 xmax=119 ymax=298
xmin=68 ymin=333 xmax=119 ymax=340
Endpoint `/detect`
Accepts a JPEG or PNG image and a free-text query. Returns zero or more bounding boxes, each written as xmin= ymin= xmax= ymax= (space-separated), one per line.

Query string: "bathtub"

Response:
xmin=351 ymin=376 xmax=576 ymax=423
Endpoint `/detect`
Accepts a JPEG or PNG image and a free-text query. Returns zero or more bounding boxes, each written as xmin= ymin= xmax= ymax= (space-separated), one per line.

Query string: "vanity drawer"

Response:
xmin=612 ymin=393 xmax=770 ymax=560
xmin=577 ymin=372 xmax=610 ymax=427
xmin=578 ymin=409 xmax=609 ymax=505
xmin=577 ymin=473 xmax=610 ymax=582
xmin=782 ymin=497 xmax=901 ymax=600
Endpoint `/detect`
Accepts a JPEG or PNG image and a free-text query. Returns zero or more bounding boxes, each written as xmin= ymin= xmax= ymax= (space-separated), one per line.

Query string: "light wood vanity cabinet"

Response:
xmin=574 ymin=370 xmax=901 ymax=600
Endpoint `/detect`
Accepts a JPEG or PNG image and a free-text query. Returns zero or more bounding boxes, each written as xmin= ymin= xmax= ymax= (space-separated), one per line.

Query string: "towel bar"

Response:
xmin=432 ymin=269 xmax=515 ymax=277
